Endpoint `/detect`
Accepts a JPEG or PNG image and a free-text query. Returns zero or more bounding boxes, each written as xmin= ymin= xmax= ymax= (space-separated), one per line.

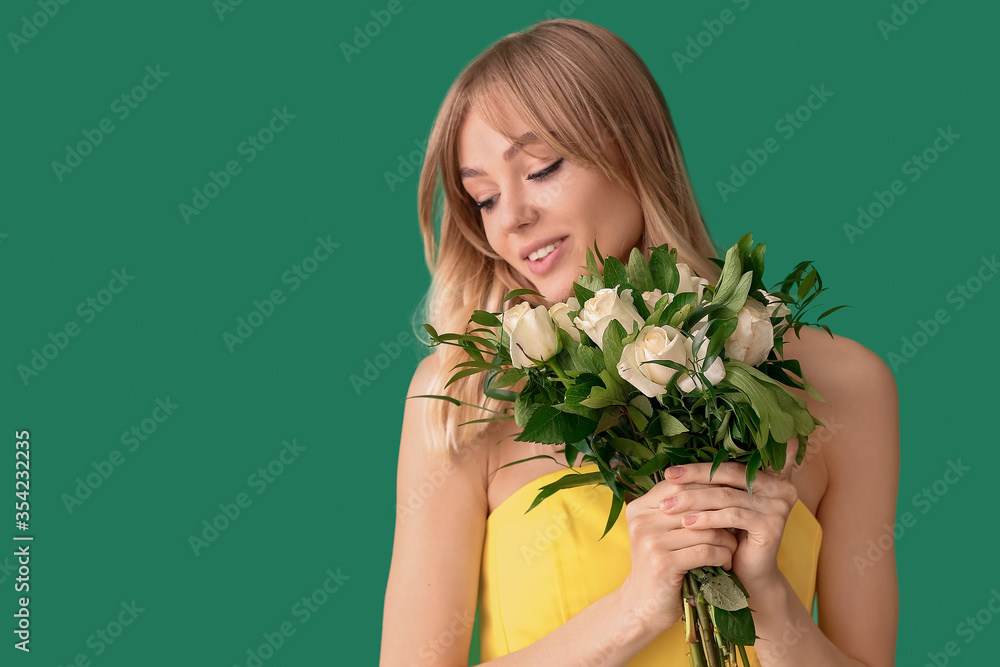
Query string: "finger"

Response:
xmin=670 ymin=544 xmax=734 ymax=572
xmin=664 ymin=526 xmax=739 ymax=554
xmin=677 ymin=505 xmax=775 ymax=534
xmin=667 ymin=461 xmax=785 ymax=496
xmin=640 ymin=480 xmax=717 ymax=508
xmin=660 ymin=485 xmax=781 ymax=515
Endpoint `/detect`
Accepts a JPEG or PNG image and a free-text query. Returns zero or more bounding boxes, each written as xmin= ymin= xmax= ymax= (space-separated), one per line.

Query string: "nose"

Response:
xmin=496 ymin=184 xmax=538 ymax=235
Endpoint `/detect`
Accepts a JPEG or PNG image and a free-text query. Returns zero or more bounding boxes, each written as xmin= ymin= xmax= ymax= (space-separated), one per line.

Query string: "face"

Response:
xmin=457 ymin=107 xmax=644 ymax=306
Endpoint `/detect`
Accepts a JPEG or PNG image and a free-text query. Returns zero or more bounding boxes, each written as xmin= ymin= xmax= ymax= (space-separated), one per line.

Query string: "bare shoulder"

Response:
xmin=381 ymin=350 xmax=490 ymax=666
xmin=781 ymin=325 xmax=899 ymax=471
xmin=781 ymin=325 xmax=900 ymax=662
xmin=396 ymin=350 xmax=490 ymax=517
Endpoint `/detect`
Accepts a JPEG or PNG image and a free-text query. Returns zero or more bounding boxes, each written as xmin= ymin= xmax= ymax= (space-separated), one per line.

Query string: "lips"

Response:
xmin=521 ymin=235 xmax=569 ymax=261
xmin=524 ymin=236 xmax=569 ymax=277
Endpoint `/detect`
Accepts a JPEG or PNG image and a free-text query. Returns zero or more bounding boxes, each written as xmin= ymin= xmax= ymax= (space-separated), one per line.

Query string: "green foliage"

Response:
xmin=416 ymin=231 xmax=850 ymax=659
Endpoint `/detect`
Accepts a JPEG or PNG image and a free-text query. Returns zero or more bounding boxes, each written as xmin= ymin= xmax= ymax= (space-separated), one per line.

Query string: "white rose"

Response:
xmin=678 ymin=334 xmax=727 ymax=393
xmin=642 ymin=288 xmax=670 ymax=314
xmin=724 ymin=296 xmax=774 ymax=367
xmin=573 ymin=286 xmax=645 ymax=350
xmin=501 ymin=301 xmax=532 ymax=342
xmin=508 ymin=306 xmax=561 ymax=369
xmin=548 ymin=297 xmax=582 ymax=343
xmin=616 ymin=325 xmax=689 ymax=398
xmin=674 ymin=262 xmax=711 ymax=302
xmin=762 ymin=290 xmax=791 ymax=320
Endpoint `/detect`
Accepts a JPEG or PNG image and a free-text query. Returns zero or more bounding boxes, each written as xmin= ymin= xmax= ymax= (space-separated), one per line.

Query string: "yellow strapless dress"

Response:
xmin=478 ymin=463 xmax=822 ymax=666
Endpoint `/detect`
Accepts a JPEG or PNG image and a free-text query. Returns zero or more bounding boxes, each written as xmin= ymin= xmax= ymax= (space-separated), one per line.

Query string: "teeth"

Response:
xmin=529 ymin=237 xmax=565 ymax=262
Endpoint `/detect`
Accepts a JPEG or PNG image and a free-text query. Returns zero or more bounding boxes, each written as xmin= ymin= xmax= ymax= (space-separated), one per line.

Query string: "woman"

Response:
xmin=381 ymin=18 xmax=898 ymax=667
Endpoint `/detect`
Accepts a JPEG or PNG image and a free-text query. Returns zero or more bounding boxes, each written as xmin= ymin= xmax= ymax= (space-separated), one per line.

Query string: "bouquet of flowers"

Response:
xmin=413 ymin=233 xmax=846 ymax=666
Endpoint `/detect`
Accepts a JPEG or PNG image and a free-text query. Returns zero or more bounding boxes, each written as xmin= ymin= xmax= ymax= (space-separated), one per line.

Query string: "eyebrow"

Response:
xmin=460 ymin=131 xmax=542 ymax=180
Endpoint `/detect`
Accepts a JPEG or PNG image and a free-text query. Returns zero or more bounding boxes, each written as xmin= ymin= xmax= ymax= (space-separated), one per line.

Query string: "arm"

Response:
xmin=379 ymin=353 xmax=669 ymax=667
xmin=751 ymin=331 xmax=900 ymax=666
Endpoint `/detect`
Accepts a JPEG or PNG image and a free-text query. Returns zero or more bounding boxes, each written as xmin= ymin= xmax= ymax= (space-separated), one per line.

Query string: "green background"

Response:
xmin=1 ymin=0 xmax=996 ymax=665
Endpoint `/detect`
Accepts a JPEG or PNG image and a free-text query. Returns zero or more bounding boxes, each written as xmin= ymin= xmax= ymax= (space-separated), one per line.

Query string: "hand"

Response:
xmin=617 ymin=477 xmax=739 ymax=634
xmin=659 ymin=453 xmax=799 ymax=598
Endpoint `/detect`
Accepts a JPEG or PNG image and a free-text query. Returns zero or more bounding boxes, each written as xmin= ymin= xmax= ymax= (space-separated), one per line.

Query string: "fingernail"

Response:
xmin=667 ymin=466 xmax=683 ymax=479
xmin=661 ymin=497 xmax=677 ymax=510
xmin=683 ymin=514 xmax=697 ymax=526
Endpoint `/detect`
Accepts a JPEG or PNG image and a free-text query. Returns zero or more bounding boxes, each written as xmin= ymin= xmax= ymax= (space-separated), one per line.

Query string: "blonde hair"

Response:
xmin=412 ymin=18 xmax=722 ymax=458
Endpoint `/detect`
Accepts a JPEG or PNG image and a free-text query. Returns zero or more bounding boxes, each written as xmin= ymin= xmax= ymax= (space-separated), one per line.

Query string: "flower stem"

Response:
xmin=682 ymin=574 xmax=707 ymax=667
xmin=692 ymin=578 xmax=723 ymax=667
xmin=545 ymin=356 xmax=572 ymax=388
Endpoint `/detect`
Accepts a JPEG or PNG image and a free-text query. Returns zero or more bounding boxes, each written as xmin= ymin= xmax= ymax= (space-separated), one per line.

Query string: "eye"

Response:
xmin=471 ymin=158 xmax=565 ymax=214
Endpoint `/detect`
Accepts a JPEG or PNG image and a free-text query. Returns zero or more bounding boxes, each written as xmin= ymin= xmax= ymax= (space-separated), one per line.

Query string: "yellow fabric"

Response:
xmin=478 ymin=463 xmax=822 ymax=666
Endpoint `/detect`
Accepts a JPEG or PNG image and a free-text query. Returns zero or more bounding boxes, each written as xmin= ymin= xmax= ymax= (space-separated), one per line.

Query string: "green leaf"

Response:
xmin=599 ymin=493 xmax=625 ymax=541
xmin=585 ymin=245 xmax=602 ymax=277
xmin=503 ymin=288 xmax=542 ymax=303
xmin=563 ymin=375 xmax=603 ymax=421
xmin=712 ymin=243 xmax=743 ymax=307
xmin=482 ymin=369 xmax=518 ymax=402
xmin=649 ymin=247 xmax=679 ymax=292
xmin=576 ymin=273 xmax=604 ymax=295
xmin=626 ymin=247 xmax=655 ymax=293
xmin=626 ymin=404 xmax=649 ymax=431
xmin=490 ymin=367 xmax=526 ymax=389
xmin=797 ymin=268 xmax=818 ymax=301
xmin=817 ymin=304 xmax=850 ymax=320
xmin=660 ymin=292 xmax=697 ymax=328
xmin=602 ymin=319 xmax=628 ymax=385
xmin=716 ymin=270 xmax=753 ymax=313
xmin=525 ymin=471 xmax=605 ymax=512
xmin=573 ymin=280 xmax=596 ymax=308
xmin=568 ymin=339 xmax=605 ymax=375
xmin=515 ymin=406 xmax=597 ymax=445
xmin=603 ymin=256 xmax=629 ymax=290
xmin=633 ymin=451 xmax=672 ymax=476
xmin=514 ymin=392 xmax=537 ymax=427
xmin=658 ymin=413 xmax=689 ymax=436
xmin=629 ymin=394 xmax=653 ymax=418
xmin=595 ymin=407 xmax=624 ymax=433
xmin=745 ymin=449 xmax=762 ymax=500
xmin=471 ymin=310 xmax=501 ymax=327
xmin=610 ymin=437 xmax=655 ymax=462
xmin=700 ymin=573 xmax=749 ymax=611
xmin=712 ymin=606 xmax=757 ymax=646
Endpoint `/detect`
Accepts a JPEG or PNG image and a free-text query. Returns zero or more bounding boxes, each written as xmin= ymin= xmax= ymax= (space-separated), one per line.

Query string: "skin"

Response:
xmin=380 ymin=105 xmax=899 ymax=666
xmin=457 ymin=106 xmax=644 ymax=307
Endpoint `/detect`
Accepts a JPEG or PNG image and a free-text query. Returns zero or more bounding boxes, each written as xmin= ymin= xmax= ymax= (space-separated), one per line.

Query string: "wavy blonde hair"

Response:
xmin=411 ymin=18 xmax=723 ymax=458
